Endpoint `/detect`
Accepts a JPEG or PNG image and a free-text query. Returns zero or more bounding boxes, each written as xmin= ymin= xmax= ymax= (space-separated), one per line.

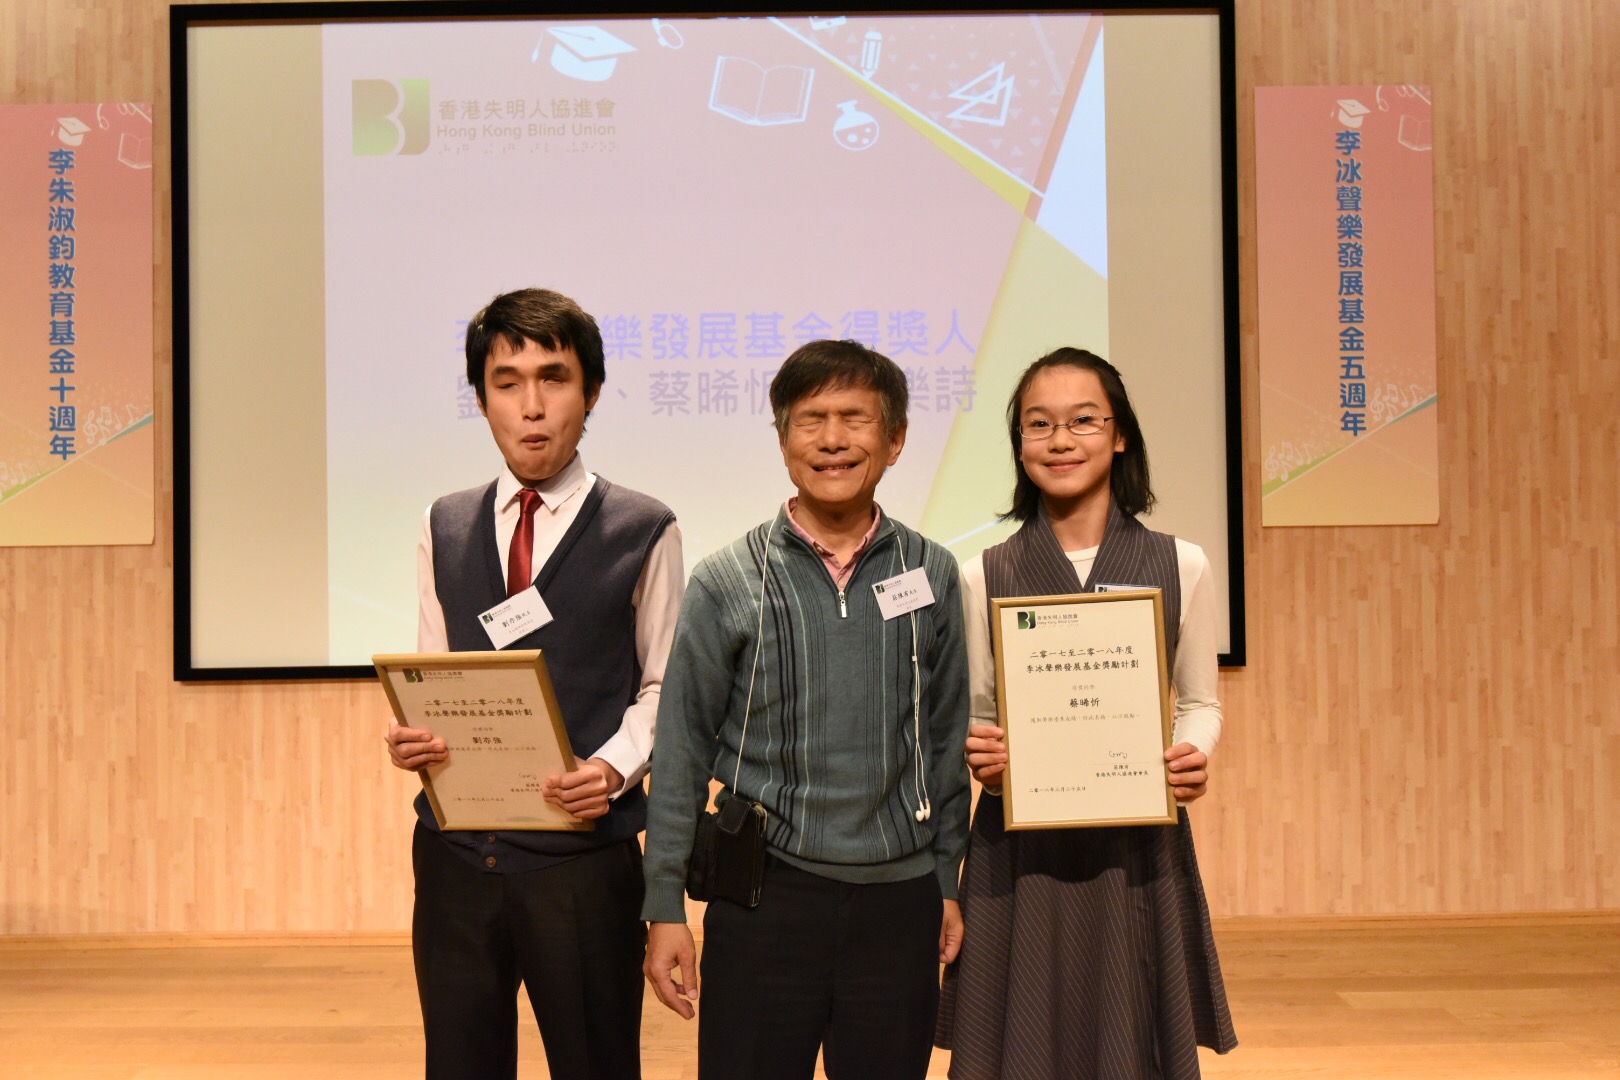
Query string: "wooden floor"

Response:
xmin=1 ymin=915 xmax=1616 ymax=1079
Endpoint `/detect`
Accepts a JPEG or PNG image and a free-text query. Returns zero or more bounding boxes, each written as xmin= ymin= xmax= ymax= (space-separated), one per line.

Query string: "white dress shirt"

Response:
xmin=416 ymin=454 xmax=685 ymax=796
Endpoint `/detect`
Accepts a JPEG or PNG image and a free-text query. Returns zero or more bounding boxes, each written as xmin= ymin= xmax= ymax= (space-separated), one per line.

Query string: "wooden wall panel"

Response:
xmin=1 ymin=0 xmax=421 ymax=936
xmin=0 ymin=0 xmax=1615 ymax=934
xmin=1198 ymin=0 xmax=1620 ymax=916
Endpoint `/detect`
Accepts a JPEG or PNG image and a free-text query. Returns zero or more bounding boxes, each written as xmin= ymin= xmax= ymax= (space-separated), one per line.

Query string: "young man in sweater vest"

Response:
xmin=641 ymin=339 xmax=971 ymax=1080
xmin=385 ymin=288 xmax=683 ymax=1080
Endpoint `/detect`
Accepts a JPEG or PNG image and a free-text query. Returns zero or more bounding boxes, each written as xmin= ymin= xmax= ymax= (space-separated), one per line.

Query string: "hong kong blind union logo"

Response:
xmin=352 ymin=78 xmax=431 ymax=155
xmin=1017 ymin=611 xmax=1037 ymax=630
xmin=403 ymin=668 xmax=424 ymax=683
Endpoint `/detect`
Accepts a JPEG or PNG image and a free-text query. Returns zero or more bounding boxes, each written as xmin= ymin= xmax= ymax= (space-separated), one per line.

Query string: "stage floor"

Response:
xmin=2 ymin=914 xmax=1616 ymax=1078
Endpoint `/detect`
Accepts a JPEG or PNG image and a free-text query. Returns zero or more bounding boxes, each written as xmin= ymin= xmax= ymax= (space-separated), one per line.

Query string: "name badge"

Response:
xmin=1095 ymin=582 xmax=1150 ymax=593
xmin=872 ymin=567 xmax=936 ymax=620
xmin=478 ymin=587 xmax=554 ymax=649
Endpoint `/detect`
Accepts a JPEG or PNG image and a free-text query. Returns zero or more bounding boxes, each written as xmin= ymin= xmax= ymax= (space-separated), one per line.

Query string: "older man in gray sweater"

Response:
xmin=642 ymin=339 xmax=971 ymax=1080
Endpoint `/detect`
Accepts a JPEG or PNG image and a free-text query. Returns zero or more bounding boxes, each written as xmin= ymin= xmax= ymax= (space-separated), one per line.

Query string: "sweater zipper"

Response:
xmin=787 ymin=525 xmax=892 ymax=619
xmin=836 ymin=532 xmax=899 ymax=617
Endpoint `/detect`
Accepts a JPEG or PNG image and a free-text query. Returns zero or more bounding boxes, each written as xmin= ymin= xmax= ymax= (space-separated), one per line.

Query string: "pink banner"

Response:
xmin=0 ymin=103 xmax=154 ymax=546
xmin=1255 ymin=85 xmax=1437 ymax=526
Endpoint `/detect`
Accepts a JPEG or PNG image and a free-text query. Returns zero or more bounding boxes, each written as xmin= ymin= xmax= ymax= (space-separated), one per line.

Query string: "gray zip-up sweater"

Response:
xmin=641 ymin=504 xmax=971 ymax=924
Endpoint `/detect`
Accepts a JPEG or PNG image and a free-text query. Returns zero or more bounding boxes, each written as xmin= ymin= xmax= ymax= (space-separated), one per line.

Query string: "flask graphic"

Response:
xmin=833 ymin=100 xmax=879 ymax=150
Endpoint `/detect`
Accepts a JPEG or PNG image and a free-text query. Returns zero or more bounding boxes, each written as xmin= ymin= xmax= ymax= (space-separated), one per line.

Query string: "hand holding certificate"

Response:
xmin=375 ymin=650 xmax=593 ymax=832
xmin=991 ymin=590 xmax=1178 ymax=829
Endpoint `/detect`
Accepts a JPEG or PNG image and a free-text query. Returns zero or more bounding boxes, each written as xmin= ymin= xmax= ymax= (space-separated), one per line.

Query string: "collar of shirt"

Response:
xmin=784 ymin=497 xmax=883 ymax=588
xmin=495 ymin=453 xmax=590 ymax=517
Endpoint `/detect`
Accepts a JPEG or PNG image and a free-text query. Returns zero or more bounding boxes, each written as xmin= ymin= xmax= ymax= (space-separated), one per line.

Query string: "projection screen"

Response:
xmin=173 ymin=1 xmax=1242 ymax=679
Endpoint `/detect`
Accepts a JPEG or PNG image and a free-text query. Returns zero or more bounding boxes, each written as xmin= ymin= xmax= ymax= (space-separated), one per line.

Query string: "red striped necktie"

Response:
xmin=506 ymin=488 xmax=542 ymax=597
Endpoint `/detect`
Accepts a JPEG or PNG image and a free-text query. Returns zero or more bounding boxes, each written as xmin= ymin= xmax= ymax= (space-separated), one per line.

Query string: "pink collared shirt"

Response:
xmin=785 ymin=498 xmax=883 ymax=588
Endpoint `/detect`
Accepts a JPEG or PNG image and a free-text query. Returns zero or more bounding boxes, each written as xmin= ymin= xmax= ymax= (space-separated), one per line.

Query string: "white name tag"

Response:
xmin=1095 ymin=582 xmax=1149 ymax=593
xmin=478 ymin=587 xmax=554 ymax=648
xmin=872 ymin=567 xmax=935 ymax=620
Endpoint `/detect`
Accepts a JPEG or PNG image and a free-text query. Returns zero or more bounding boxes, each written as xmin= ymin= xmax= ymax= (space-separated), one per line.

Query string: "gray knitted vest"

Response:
xmin=983 ymin=501 xmax=1181 ymax=668
xmin=420 ymin=475 xmax=675 ymax=871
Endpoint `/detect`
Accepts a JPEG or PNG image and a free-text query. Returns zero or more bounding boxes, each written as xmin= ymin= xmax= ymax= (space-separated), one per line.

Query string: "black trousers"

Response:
xmin=411 ymin=825 xmax=646 ymax=1080
xmin=698 ymin=856 xmax=942 ymax=1080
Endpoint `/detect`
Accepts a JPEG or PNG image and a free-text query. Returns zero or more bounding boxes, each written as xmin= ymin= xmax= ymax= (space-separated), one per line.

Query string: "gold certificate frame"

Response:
xmin=991 ymin=591 xmax=1177 ymax=830
xmin=374 ymin=650 xmax=592 ymax=832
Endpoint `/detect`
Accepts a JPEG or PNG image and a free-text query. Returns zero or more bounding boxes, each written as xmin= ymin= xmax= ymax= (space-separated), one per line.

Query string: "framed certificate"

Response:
xmin=991 ymin=591 xmax=1177 ymax=830
xmin=374 ymin=650 xmax=593 ymax=832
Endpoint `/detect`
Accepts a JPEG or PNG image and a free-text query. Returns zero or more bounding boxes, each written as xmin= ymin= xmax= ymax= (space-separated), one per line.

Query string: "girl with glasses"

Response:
xmin=935 ymin=347 xmax=1238 ymax=1079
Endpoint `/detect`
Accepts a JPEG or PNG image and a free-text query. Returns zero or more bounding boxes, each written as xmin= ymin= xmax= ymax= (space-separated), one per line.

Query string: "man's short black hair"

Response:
xmin=464 ymin=288 xmax=606 ymax=404
xmin=769 ymin=339 xmax=909 ymax=439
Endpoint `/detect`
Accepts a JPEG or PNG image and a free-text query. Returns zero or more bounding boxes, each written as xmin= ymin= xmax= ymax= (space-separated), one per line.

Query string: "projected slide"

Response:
xmin=320 ymin=15 xmax=1114 ymax=663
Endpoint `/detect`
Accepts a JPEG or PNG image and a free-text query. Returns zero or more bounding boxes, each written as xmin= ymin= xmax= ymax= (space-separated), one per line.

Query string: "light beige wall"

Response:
xmin=0 ymin=0 xmax=1615 ymax=934
xmin=1207 ymin=0 xmax=1620 ymax=914
xmin=1 ymin=0 xmax=412 ymax=935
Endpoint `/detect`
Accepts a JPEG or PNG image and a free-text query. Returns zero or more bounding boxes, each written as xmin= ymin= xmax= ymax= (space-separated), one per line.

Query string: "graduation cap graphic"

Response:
xmin=56 ymin=116 xmax=91 ymax=147
xmin=1336 ymin=98 xmax=1371 ymax=129
xmin=537 ymin=25 xmax=637 ymax=83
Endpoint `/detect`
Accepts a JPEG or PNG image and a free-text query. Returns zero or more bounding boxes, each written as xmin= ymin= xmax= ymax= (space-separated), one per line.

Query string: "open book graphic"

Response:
xmin=709 ymin=56 xmax=814 ymax=126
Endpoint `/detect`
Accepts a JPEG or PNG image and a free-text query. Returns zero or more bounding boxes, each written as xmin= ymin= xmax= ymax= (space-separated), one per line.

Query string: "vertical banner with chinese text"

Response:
xmin=1255 ymin=85 xmax=1437 ymax=526
xmin=0 ymin=103 xmax=154 ymax=546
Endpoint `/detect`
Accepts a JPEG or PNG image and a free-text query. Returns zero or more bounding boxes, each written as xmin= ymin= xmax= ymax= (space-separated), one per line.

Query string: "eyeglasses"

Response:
xmin=1018 ymin=415 xmax=1113 ymax=440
